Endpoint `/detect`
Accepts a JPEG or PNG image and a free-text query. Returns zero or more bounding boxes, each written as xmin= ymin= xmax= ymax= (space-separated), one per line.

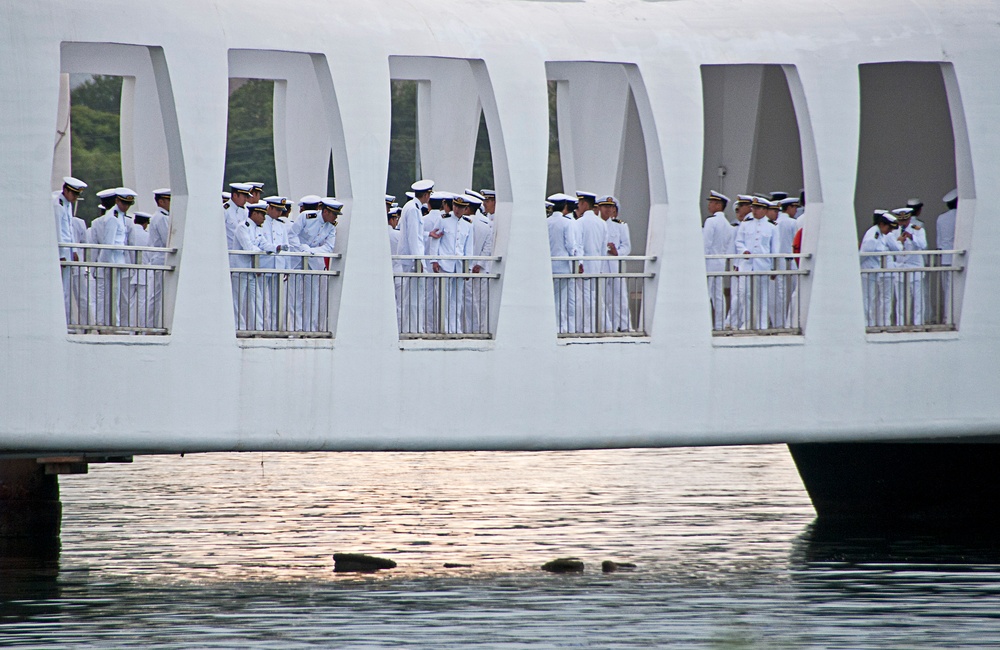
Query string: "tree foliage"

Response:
xmin=69 ymin=75 xmax=123 ymax=221
xmin=224 ymin=79 xmax=277 ymax=194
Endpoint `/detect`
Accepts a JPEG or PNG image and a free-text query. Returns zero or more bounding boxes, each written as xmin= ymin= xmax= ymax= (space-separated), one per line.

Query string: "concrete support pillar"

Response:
xmin=0 ymin=460 xmax=61 ymax=539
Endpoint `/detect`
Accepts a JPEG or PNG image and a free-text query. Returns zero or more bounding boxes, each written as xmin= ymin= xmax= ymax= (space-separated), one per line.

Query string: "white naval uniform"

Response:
xmin=860 ymin=226 xmax=902 ymax=327
xmin=893 ymin=223 xmax=928 ymax=326
xmin=935 ymin=208 xmax=957 ymax=324
xmin=90 ymin=207 xmax=133 ymax=327
xmin=397 ymin=198 xmax=426 ymax=333
xmin=772 ymin=212 xmax=798 ymax=328
xmin=702 ymin=211 xmax=731 ymax=330
xmin=126 ymin=224 xmax=151 ymax=327
xmin=604 ymin=218 xmax=632 ymax=332
xmin=146 ymin=207 xmax=170 ymax=329
xmin=422 ymin=209 xmax=444 ymax=332
xmin=575 ymin=212 xmax=608 ymax=333
xmin=465 ymin=211 xmax=494 ymax=334
xmin=224 ymin=201 xmax=247 ymax=321
xmin=733 ymin=216 xmax=780 ymax=330
xmin=232 ymin=219 xmax=265 ymax=330
xmin=547 ymin=211 xmax=580 ymax=333
xmin=258 ymin=216 xmax=290 ymax=330
xmin=289 ymin=213 xmax=337 ymax=332
xmin=69 ymin=216 xmax=89 ymax=326
xmin=427 ymin=212 xmax=473 ymax=333
xmin=389 ymin=225 xmax=403 ymax=330
xmin=53 ymin=191 xmax=77 ymax=321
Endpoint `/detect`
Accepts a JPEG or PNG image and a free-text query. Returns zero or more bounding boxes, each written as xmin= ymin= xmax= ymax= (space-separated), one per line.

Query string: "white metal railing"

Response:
xmin=392 ymin=255 xmax=501 ymax=339
xmin=59 ymin=242 xmax=176 ymax=335
xmin=860 ymin=250 xmax=965 ymax=332
xmin=551 ymin=256 xmax=655 ymax=337
xmin=229 ymin=251 xmax=342 ymax=338
xmin=706 ymin=253 xmax=811 ymax=336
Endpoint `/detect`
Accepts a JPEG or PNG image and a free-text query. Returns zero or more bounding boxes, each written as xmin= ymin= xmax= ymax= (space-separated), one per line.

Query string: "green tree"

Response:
xmin=224 ymin=79 xmax=277 ymax=194
xmin=69 ymin=75 xmax=123 ymax=222
xmin=386 ymin=80 xmax=419 ymax=202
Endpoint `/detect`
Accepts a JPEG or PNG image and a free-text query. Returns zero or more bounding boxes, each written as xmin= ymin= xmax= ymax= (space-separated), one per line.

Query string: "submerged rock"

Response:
xmin=443 ymin=563 xmax=473 ymax=568
xmin=333 ymin=553 xmax=397 ymax=573
xmin=601 ymin=560 xmax=637 ymax=573
xmin=542 ymin=558 xmax=585 ymax=573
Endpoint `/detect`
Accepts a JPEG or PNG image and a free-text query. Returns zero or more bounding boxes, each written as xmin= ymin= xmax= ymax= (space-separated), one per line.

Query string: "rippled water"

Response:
xmin=3 ymin=446 xmax=1000 ymax=647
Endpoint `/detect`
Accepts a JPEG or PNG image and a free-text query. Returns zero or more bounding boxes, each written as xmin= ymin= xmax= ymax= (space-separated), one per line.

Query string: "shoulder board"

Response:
xmin=278 ymin=217 xmax=288 ymax=223
xmin=306 ymin=214 xmax=317 ymax=219
xmin=462 ymin=216 xmax=472 ymax=222
xmin=243 ymin=220 xmax=251 ymax=227
xmin=743 ymin=216 xmax=753 ymax=221
xmin=223 ymin=202 xmax=230 ymax=209
xmin=612 ymin=218 xmax=622 ymax=223
xmin=912 ymin=225 xmax=922 ymax=230
xmin=59 ymin=198 xmax=64 ymax=206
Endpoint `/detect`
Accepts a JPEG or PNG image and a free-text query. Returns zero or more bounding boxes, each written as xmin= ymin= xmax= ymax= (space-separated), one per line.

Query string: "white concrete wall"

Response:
xmin=1 ymin=0 xmax=999 ymax=455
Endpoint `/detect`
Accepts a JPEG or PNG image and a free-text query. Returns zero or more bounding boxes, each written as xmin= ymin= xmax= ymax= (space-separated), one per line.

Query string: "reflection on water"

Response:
xmin=2 ymin=447 xmax=999 ymax=647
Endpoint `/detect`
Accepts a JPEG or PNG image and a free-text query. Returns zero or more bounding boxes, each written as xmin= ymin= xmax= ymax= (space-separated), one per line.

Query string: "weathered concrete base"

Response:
xmin=0 ymin=460 xmax=62 ymax=539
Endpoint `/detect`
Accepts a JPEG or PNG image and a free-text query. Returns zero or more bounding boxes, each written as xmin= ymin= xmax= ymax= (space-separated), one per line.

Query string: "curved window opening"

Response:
xmin=388 ymin=57 xmax=510 ymax=340
xmin=545 ymin=61 xmax=666 ymax=338
xmin=225 ymin=50 xmax=351 ymax=339
xmin=56 ymin=43 xmax=184 ymax=336
xmin=700 ymin=64 xmax=811 ymax=336
xmin=855 ymin=62 xmax=969 ymax=332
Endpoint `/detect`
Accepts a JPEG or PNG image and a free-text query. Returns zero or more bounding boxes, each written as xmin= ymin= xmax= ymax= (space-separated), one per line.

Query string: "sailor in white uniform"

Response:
xmin=702 ymin=190 xmax=731 ymax=331
xmin=284 ymin=194 xmax=322 ymax=330
xmin=935 ymin=189 xmax=958 ymax=324
xmin=775 ymin=197 xmax=800 ymax=328
xmin=388 ymin=207 xmax=403 ymax=330
xmin=860 ymin=210 xmax=902 ymax=327
xmin=291 ymin=198 xmax=340 ymax=332
xmin=428 ymin=194 xmax=474 ymax=333
xmin=421 ymin=191 xmax=451 ymax=332
xmin=90 ymin=188 xmax=137 ymax=327
xmin=481 ymin=188 xmax=497 ymax=223
xmin=397 ymin=180 xmax=434 ymax=333
xmin=258 ymin=196 xmax=291 ymax=330
xmin=126 ymin=212 xmax=152 ymax=327
xmin=598 ymin=195 xmax=632 ymax=332
xmin=53 ymin=177 xmax=87 ymax=322
xmin=145 ymin=189 xmax=171 ymax=329
xmin=546 ymin=194 xmax=580 ymax=333
xmin=723 ymin=196 xmax=751 ymax=329
xmin=889 ymin=207 xmax=927 ymax=327
xmin=465 ymin=190 xmax=494 ymax=334
xmin=574 ymin=191 xmax=608 ymax=333
xmin=733 ymin=197 xmax=780 ymax=330
xmin=231 ymin=201 xmax=267 ymax=330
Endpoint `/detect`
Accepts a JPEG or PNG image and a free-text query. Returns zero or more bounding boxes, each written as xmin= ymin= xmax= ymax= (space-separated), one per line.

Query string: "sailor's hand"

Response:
xmin=432 ymin=262 xmax=441 ymax=273
xmin=430 ymin=229 xmax=443 ymax=239
xmin=472 ymin=265 xmax=482 ymax=273
xmin=608 ymin=243 xmax=618 ymax=256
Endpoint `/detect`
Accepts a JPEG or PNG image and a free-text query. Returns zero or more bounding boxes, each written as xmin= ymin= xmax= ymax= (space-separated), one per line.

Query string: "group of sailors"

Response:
xmin=702 ymin=190 xmax=803 ymax=331
xmin=860 ymin=189 xmax=958 ymax=327
xmin=223 ymin=182 xmax=342 ymax=332
xmin=53 ymin=177 xmax=170 ymax=331
xmin=388 ymin=180 xmax=496 ymax=335
xmin=545 ymin=191 xmax=633 ymax=334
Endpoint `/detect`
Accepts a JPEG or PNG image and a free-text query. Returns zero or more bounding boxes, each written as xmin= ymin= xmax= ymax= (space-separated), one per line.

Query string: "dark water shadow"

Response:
xmin=0 ymin=536 xmax=62 ymax=608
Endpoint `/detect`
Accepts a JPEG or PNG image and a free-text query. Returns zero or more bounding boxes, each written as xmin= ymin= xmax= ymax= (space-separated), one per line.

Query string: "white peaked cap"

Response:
xmin=116 ymin=187 xmax=138 ymax=199
xmin=246 ymin=201 xmax=267 ymax=211
xmin=430 ymin=191 xmax=455 ymax=201
xmin=779 ymin=197 xmax=799 ymax=207
xmin=222 ymin=192 xmax=232 ymax=200
xmin=411 ymin=179 xmax=434 ymax=192
xmin=942 ymin=188 xmax=958 ymax=202
xmin=298 ymin=194 xmax=322 ymax=206
xmin=96 ymin=188 xmax=118 ymax=199
xmin=906 ymin=198 xmax=923 ymax=207
xmin=883 ymin=213 xmax=898 ymax=223
xmin=706 ymin=190 xmax=729 ymax=203
xmin=545 ymin=201 xmax=554 ymax=208
xmin=480 ymin=189 xmax=496 ymax=197
xmin=547 ymin=193 xmax=571 ymax=202
xmin=735 ymin=194 xmax=754 ymax=203
xmin=63 ymin=176 xmax=87 ymax=190
xmin=132 ymin=211 xmax=153 ymax=219
xmin=385 ymin=194 xmax=396 ymax=203
xmin=229 ymin=182 xmax=253 ymax=193
xmin=597 ymin=195 xmax=619 ymax=207
xmin=891 ymin=207 xmax=914 ymax=216
xmin=244 ymin=182 xmax=264 ymax=189
xmin=321 ymin=198 xmax=344 ymax=211
xmin=465 ymin=189 xmax=486 ymax=202
xmin=153 ymin=188 xmax=171 ymax=196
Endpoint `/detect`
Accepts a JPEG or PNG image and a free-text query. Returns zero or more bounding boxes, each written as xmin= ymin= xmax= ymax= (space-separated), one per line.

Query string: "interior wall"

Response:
xmin=855 ymin=63 xmax=956 ymax=247
xmin=747 ymin=66 xmax=804 ymax=198
xmin=616 ymin=89 xmax=650 ymax=255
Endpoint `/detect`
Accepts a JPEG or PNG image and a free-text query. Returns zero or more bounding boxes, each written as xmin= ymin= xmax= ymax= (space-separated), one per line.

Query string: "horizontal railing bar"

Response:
xmin=865 ymin=324 xmax=957 ymax=333
xmin=394 ymin=273 xmax=501 ymax=279
xmin=704 ymin=253 xmax=811 ymax=260
xmin=392 ymin=255 xmax=501 ymax=261
xmin=713 ymin=328 xmax=803 ymax=337
xmin=227 ymin=251 xmax=343 ymax=258
xmin=550 ymin=255 xmax=656 ymax=261
xmin=59 ymin=243 xmax=177 ymax=253
xmin=706 ymin=270 xmax=810 ymax=277
xmin=399 ymin=333 xmax=493 ymax=340
xmin=60 ymin=261 xmax=175 ymax=271
xmin=861 ymin=266 xmax=963 ymax=274
xmin=236 ymin=331 xmax=334 ymax=339
xmin=552 ymin=273 xmax=655 ymax=279
xmin=229 ymin=269 xmax=341 ymax=276
xmin=860 ymin=250 xmax=966 ymax=257
xmin=556 ymin=331 xmax=647 ymax=338
xmin=68 ymin=326 xmax=169 ymax=334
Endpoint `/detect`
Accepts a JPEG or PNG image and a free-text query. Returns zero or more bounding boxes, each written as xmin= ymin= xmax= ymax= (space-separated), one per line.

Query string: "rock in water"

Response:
xmin=602 ymin=560 xmax=637 ymax=573
xmin=333 ymin=553 xmax=397 ymax=573
xmin=541 ymin=558 xmax=584 ymax=573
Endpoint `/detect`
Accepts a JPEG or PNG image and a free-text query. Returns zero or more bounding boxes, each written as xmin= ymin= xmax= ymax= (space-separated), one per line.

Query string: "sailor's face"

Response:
xmin=484 ymin=197 xmax=496 ymax=214
xmin=599 ymin=204 xmax=615 ymax=220
xmin=707 ymin=198 xmax=723 ymax=214
xmin=266 ymin=205 xmax=282 ymax=219
xmin=751 ymin=206 xmax=765 ymax=219
xmin=388 ymin=216 xmax=399 ymax=228
xmin=232 ymin=192 xmax=248 ymax=207
xmin=250 ymin=210 xmax=265 ymax=225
